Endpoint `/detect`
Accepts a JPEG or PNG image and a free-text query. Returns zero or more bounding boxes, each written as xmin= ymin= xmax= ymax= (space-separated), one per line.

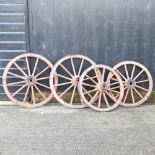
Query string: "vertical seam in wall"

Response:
xmin=53 ymin=0 xmax=55 ymax=51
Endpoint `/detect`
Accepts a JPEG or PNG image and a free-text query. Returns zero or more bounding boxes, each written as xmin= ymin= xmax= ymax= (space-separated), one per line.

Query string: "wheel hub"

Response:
xmin=126 ymin=79 xmax=136 ymax=89
xmin=97 ymin=82 xmax=108 ymax=93
xmin=26 ymin=76 xmax=36 ymax=86
xmin=72 ymin=76 xmax=79 ymax=86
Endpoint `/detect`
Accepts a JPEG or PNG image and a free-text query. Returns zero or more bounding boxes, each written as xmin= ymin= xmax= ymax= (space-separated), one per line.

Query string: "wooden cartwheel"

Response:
xmin=50 ymin=55 xmax=96 ymax=108
xmin=3 ymin=53 xmax=57 ymax=108
xmin=113 ymin=61 xmax=153 ymax=107
xmin=78 ymin=64 xmax=124 ymax=112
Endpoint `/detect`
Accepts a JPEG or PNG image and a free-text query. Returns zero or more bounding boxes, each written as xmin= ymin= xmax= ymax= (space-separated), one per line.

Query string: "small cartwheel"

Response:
xmin=113 ymin=61 xmax=153 ymax=107
xmin=78 ymin=64 xmax=124 ymax=112
xmin=3 ymin=53 xmax=58 ymax=108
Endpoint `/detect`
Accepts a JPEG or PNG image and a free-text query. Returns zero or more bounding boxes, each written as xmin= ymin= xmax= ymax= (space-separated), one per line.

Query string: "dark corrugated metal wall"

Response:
xmin=28 ymin=0 xmax=155 ymax=86
xmin=0 ymin=0 xmax=27 ymax=99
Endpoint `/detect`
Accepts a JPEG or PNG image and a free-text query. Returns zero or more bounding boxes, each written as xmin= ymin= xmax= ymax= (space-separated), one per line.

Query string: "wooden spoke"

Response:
xmin=34 ymin=85 xmax=46 ymax=100
xmin=107 ymin=81 xmax=120 ymax=87
xmin=60 ymin=63 xmax=73 ymax=78
xmin=23 ymin=86 xmax=30 ymax=103
xmin=102 ymin=68 xmax=105 ymax=82
xmin=71 ymin=58 xmax=76 ymax=76
xmin=36 ymin=76 xmax=49 ymax=81
xmin=54 ymin=73 xmax=72 ymax=81
xmin=82 ymin=87 xmax=93 ymax=98
xmin=124 ymin=64 xmax=129 ymax=79
xmin=134 ymin=70 xmax=144 ymax=80
xmin=78 ymin=58 xmax=84 ymax=76
xmin=97 ymin=93 xmax=102 ymax=108
xmin=107 ymin=88 xmax=120 ymax=94
xmin=83 ymin=75 xmax=97 ymax=81
xmin=103 ymin=93 xmax=110 ymax=108
xmin=131 ymin=65 xmax=135 ymax=79
xmin=116 ymin=69 xmax=126 ymax=81
xmin=31 ymin=86 xmax=36 ymax=104
xmin=135 ymin=85 xmax=148 ymax=92
xmin=82 ymin=82 xmax=96 ymax=88
xmin=14 ymin=62 xmax=27 ymax=77
xmin=85 ymin=74 xmax=97 ymax=84
xmin=70 ymin=86 xmax=76 ymax=105
xmin=12 ymin=84 xmax=27 ymax=97
xmin=36 ymin=82 xmax=51 ymax=90
xmin=89 ymin=91 xmax=99 ymax=104
xmin=32 ymin=57 xmax=39 ymax=76
xmin=54 ymin=81 xmax=72 ymax=87
xmin=35 ymin=66 xmax=50 ymax=78
xmin=83 ymin=88 xmax=97 ymax=95
xmin=133 ymin=88 xmax=143 ymax=99
xmin=7 ymin=80 xmax=26 ymax=86
xmin=59 ymin=84 xmax=73 ymax=98
xmin=136 ymin=79 xmax=149 ymax=84
xmin=105 ymin=91 xmax=117 ymax=102
xmin=130 ymin=89 xmax=135 ymax=104
xmin=25 ymin=56 xmax=31 ymax=76
xmin=8 ymin=71 xmax=25 ymax=80
xmin=123 ymin=88 xmax=129 ymax=103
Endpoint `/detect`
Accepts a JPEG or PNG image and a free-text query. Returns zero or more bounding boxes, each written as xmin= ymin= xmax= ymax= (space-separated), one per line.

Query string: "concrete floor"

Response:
xmin=0 ymin=105 xmax=154 ymax=155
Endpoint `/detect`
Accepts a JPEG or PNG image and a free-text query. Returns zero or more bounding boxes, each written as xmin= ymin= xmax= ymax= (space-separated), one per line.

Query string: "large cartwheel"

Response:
xmin=78 ymin=64 xmax=124 ymax=112
xmin=113 ymin=61 xmax=153 ymax=107
xmin=3 ymin=53 xmax=57 ymax=108
xmin=50 ymin=55 xmax=96 ymax=108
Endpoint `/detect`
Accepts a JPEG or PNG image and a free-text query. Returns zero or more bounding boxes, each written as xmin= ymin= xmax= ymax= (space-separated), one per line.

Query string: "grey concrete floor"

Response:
xmin=0 ymin=105 xmax=154 ymax=155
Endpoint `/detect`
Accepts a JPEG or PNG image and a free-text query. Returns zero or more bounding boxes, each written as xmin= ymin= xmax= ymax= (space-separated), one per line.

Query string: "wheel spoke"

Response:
xmin=60 ymin=63 xmax=73 ymax=78
xmin=71 ymin=58 xmax=76 ymax=76
xmin=25 ymin=56 xmax=31 ymax=76
xmin=131 ymin=65 xmax=135 ymax=79
xmin=107 ymin=89 xmax=120 ymax=94
xmin=36 ymin=82 xmax=51 ymax=90
xmin=102 ymin=68 xmax=105 ymax=82
xmin=8 ymin=71 xmax=25 ymax=80
xmin=31 ymin=85 xmax=36 ymax=104
xmin=12 ymin=84 xmax=27 ymax=97
xmin=70 ymin=86 xmax=76 ymax=105
xmin=130 ymin=89 xmax=135 ymax=104
xmin=107 ymin=81 xmax=120 ymax=87
xmin=34 ymin=85 xmax=46 ymax=100
xmin=7 ymin=80 xmax=26 ymax=86
xmin=54 ymin=73 xmax=72 ymax=81
xmin=105 ymin=91 xmax=117 ymax=102
xmin=23 ymin=85 xmax=30 ymax=103
xmin=103 ymin=93 xmax=110 ymax=108
xmin=82 ymin=82 xmax=96 ymax=88
xmin=116 ymin=69 xmax=126 ymax=81
xmin=59 ymin=84 xmax=73 ymax=98
xmin=133 ymin=88 xmax=143 ymax=99
xmin=14 ymin=62 xmax=27 ymax=77
xmin=54 ymin=81 xmax=72 ymax=87
xmin=35 ymin=66 xmax=50 ymax=78
xmin=109 ymin=85 xmax=120 ymax=90
xmin=83 ymin=75 xmax=97 ymax=81
xmin=78 ymin=58 xmax=84 ymax=76
xmin=135 ymin=85 xmax=148 ymax=92
xmin=97 ymin=93 xmax=102 ymax=108
xmin=85 ymin=74 xmax=97 ymax=84
xmin=134 ymin=70 xmax=144 ymax=80
xmin=136 ymin=79 xmax=149 ymax=84
xmin=83 ymin=88 xmax=97 ymax=95
xmin=32 ymin=57 xmax=39 ymax=76
xmin=123 ymin=88 xmax=129 ymax=102
xmin=124 ymin=64 xmax=129 ymax=79
xmin=82 ymin=87 xmax=93 ymax=98
xmin=89 ymin=91 xmax=99 ymax=104
xmin=36 ymin=76 xmax=49 ymax=81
